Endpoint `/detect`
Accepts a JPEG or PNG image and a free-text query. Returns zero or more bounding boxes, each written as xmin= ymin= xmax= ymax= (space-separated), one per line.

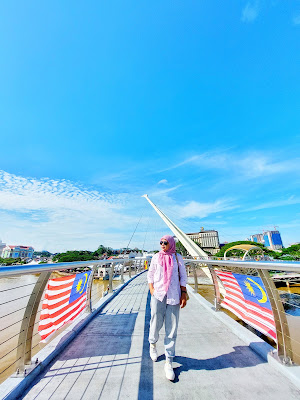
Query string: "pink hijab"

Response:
xmin=158 ymin=235 xmax=176 ymax=293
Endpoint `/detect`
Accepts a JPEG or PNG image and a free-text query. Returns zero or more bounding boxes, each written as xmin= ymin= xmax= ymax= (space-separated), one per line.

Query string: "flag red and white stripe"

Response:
xmin=215 ymin=270 xmax=277 ymax=341
xmin=38 ymin=274 xmax=89 ymax=342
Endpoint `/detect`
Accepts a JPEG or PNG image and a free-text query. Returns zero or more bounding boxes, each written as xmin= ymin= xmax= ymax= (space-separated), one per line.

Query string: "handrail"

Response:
xmin=183 ymin=257 xmax=300 ymax=365
xmin=0 ymin=258 xmax=141 ymax=277
xmin=0 ymin=257 xmax=150 ymax=381
xmin=1 ymin=255 xmax=299 ymax=381
xmin=183 ymin=258 xmax=300 ymax=272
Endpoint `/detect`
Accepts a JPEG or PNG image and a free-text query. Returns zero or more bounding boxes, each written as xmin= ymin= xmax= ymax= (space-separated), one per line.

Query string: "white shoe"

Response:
xmin=164 ymin=359 xmax=175 ymax=381
xmin=149 ymin=343 xmax=158 ymax=362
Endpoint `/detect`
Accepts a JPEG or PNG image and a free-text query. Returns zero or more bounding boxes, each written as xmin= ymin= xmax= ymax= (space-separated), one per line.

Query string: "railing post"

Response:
xmin=16 ymin=271 xmax=51 ymax=373
xmin=86 ymin=266 xmax=96 ymax=312
xmin=128 ymin=262 xmax=132 ymax=278
xmin=258 ymin=270 xmax=293 ymax=364
xmin=208 ymin=265 xmax=221 ymax=311
xmin=109 ymin=263 xmax=115 ymax=293
xmin=193 ymin=264 xmax=198 ymax=293
xmin=120 ymin=262 xmax=124 ymax=284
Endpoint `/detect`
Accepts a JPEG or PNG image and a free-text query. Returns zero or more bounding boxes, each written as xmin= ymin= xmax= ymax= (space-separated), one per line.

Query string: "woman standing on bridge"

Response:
xmin=148 ymin=235 xmax=187 ymax=381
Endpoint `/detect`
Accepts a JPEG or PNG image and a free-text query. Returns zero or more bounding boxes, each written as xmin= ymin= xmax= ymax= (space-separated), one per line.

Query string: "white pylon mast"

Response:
xmin=142 ymin=194 xmax=208 ymax=259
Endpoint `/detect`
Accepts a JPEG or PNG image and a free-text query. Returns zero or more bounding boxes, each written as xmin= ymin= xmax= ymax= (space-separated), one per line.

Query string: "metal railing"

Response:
xmin=0 ymin=257 xmax=149 ymax=383
xmin=1 ymin=256 xmax=299 ymax=384
xmin=183 ymin=258 xmax=300 ymax=366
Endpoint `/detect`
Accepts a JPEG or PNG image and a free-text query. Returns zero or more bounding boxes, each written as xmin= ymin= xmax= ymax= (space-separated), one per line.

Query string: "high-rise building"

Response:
xmin=263 ymin=231 xmax=283 ymax=250
xmin=250 ymin=234 xmax=264 ymax=244
xmin=250 ymin=230 xmax=283 ymax=251
xmin=186 ymin=228 xmax=220 ymax=255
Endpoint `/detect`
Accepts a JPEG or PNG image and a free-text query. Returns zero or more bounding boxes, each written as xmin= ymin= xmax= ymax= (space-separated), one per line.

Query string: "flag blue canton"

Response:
xmin=69 ymin=271 xmax=91 ymax=304
xmin=233 ymin=273 xmax=272 ymax=311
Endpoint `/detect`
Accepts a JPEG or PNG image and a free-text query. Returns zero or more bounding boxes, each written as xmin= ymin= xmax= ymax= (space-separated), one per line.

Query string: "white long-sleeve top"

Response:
xmin=147 ymin=252 xmax=187 ymax=305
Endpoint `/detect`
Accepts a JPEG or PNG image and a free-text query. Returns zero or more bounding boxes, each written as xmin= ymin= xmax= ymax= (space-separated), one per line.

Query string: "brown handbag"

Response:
xmin=175 ymin=253 xmax=189 ymax=302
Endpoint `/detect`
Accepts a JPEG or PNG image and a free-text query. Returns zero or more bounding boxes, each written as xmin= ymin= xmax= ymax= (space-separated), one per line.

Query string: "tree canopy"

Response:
xmin=53 ymin=250 xmax=96 ymax=263
xmin=280 ymin=244 xmax=300 ymax=260
xmin=175 ymin=240 xmax=210 ymax=256
xmin=0 ymin=257 xmax=25 ymax=266
xmin=34 ymin=251 xmax=52 ymax=257
xmin=52 ymin=244 xmax=144 ymax=263
xmin=214 ymin=241 xmax=300 ymax=260
xmin=176 ymin=241 xmax=188 ymax=256
xmin=215 ymin=241 xmax=267 ymax=258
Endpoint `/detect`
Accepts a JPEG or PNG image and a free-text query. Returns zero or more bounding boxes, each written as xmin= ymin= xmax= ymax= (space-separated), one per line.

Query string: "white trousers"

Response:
xmin=148 ymin=295 xmax=180 ymax=360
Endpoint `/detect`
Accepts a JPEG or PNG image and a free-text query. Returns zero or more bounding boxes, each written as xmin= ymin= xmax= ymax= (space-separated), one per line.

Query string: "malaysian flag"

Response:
xmin=38 ymin=271 xmax=92 ymax=342
xmin=215 ymin=270 xmax=277 ymax=341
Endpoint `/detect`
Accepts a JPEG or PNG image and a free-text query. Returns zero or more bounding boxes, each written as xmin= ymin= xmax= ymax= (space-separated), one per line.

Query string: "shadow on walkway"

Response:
xmin=58 ymin=312 xmax=138 ymax=359
xmin=173 ymin=344 xmax=267 ymax=382
xmin=138 ymin=292 xmax=153 ymax=400
xmin=21 ymin=311 xmax=140 ymax=398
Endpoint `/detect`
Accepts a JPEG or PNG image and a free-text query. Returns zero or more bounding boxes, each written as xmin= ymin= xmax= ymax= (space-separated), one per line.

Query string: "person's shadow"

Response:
xmin=162 ymin=344 xmax=267 ymax=383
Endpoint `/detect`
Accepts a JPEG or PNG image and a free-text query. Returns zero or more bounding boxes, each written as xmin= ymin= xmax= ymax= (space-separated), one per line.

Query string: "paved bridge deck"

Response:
xmin=21 ymin=273 xmax=300 ymax=400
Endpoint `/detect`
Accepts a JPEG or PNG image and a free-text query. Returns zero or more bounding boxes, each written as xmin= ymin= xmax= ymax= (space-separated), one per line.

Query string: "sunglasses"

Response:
xmin=160 ymin=241 xmax=168 ymax=245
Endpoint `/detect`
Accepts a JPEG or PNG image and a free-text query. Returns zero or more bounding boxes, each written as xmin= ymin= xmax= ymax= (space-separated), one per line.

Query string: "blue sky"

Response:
xmin=0 ymin=1 xmax=299 ymax=252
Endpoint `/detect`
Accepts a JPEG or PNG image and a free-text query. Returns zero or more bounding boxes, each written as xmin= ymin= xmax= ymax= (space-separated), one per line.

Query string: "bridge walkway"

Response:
xmin=22 ymin=273 xmax=300 ymax=400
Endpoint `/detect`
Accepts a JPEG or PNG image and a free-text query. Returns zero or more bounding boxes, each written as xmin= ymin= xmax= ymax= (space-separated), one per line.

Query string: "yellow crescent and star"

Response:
xmin=75 ymin=273 xmax=89 ymax=294
xmin=244 ymin=278 xmax=267 ymax=303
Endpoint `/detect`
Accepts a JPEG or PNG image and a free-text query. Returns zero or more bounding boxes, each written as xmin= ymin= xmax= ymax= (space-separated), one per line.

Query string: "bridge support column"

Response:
xmin=120 ymin=262 xmax=124 ymax=284
xmin=193 ymin=265 xmax=198 ymax=293
xmin=86 ymin=266 xmax=96 ymax=312
xmin=258 ymin=270 xmax=293 ymax=364
xmin=16 ymin=271 xmax=51 ymax=373
xmin=109 ymin=263 xmax=115 ymax=293
xmin=208 ymin=266 xmax=221 ymax=311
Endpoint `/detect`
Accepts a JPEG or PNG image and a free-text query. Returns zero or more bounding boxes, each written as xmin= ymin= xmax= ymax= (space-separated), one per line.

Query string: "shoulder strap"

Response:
xmin=175 ymin=253 xmax=180 ymax=281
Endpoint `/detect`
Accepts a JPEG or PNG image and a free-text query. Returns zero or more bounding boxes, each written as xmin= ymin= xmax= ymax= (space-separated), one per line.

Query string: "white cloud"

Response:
xmin=158 ymin=179 xmax=168 ymax=185
xmin=0 ymin=171 xmax=239 ymax=252
xmin=161 ymin=151 xmax=300 ymax=180
xmin=150 ymin=185 xmax=182 ymax=197
xmin=241 ymin=2 xmax=259 ymax=23
xmin=238 ymin=155 xmax=300 ymax=178
xmin=159 ymin=155 xmax=200 ymax=172
xmin=0 ymin=170 xmax=138 ymax=252
xmin=246 ymin=196 xmax=300 ymax=211
xmin=171 ymin=199 xmax=239 ymax=219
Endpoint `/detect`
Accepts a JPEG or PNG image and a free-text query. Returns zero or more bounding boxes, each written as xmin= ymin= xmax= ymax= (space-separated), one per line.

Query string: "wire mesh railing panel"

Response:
xmin=0 ymin=275 xmax=38 ymax=383
xmin=184 ymin=259 xmax=300 ymax=365
xmin=0 ymin=258 xmax=148 ymax=384
xmin=277 ymin=289 xmax=300 ymax=364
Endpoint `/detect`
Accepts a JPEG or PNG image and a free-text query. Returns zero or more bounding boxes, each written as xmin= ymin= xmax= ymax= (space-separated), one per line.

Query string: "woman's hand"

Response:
xmin=149 ymin=283 xmax=155 ymax=296
xmin=180 ymin=292 xmax=187 ymax=308
xmin=180 ymin=286 xmax=187 ymax=308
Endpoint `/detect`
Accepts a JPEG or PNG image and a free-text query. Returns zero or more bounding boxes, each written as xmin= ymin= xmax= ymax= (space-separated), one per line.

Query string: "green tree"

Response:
xmin=176 ymin=241 xmax=188 ymax=256
xmin=34 ymin=251 xmax=52 ymax=257
xmin=53 ymin=250 xmax=95 ymax=263
xmin=0 ymin=257 xmax=23 ymax=266
xmin=280 ymin=244 xmax=300 ymax=260
xmin=214 ymin=241 xmax=277 ymax=258
xmin=93 ymin=245 xmax=114 ymax=257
